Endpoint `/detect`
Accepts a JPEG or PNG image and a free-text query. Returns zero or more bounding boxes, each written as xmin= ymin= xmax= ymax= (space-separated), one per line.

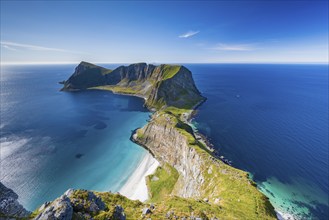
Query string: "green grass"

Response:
xmin=90 ymin=85 xmax=140 ymax=95
xmin=146 ymin=163 xmax=179 ymax=203
xmin=153 ymin=196 xmax=222 ymax=219
xmin=95 ymin=192 xmax=144 ymax=219
xmin=163 ymin=106 xmax=191 ymax=117
xmin=161 ymin=65 xmax=181 ymax=80
xmin=36 ymin=188 xmax=273 ymax=219
xmin=136 ymin=129 xmax=144 ymax=139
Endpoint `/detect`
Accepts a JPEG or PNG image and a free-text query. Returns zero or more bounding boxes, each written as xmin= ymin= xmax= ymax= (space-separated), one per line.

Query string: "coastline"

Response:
xmin=119 ymin=152 xmax=159 ymax=202
xmin=55 ymin=62 xmax=278 ymax=219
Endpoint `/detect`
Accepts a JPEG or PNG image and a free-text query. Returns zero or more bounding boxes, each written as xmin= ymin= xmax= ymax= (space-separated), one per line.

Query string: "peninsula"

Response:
xmin=1 ymin=62 xmax=276 ymax=219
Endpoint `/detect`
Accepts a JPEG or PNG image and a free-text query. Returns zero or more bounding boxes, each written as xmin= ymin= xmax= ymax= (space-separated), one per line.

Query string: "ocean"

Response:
xmin=0 ymin=63 xmax=328 ymax=219
xmin=0 ymin=64 xmax=150 ymax=210
xmin=188 ymin=64 xmax=328 ymax=219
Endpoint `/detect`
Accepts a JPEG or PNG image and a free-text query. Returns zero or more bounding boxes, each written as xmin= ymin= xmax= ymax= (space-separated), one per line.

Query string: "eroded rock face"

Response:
xmin=134 ymin=113 xmax=205 ymax=198
xmin=145 ymin=66 xmax=204 ymax=109
xmin=0 ymin=182 xmax=31 ymax=219
xmin=62 ymin=62 xmax=110 ymax=90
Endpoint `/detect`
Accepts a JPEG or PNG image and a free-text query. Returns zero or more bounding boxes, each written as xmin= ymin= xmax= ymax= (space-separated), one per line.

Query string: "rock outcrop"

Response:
xmin=62 ymin=62 xmax=205 ymax=110
xmin=34 ymin=195 xmax=73 ymax=220
xmin=61 ymin=62 xmax=111 ymax=90
xmin=134 ymin=112 xmax=204 ymax=198
xmin=0 ymin=182 xmax=31 ymax=219
xmin=34 ymin=189 xmax=108 ymax=220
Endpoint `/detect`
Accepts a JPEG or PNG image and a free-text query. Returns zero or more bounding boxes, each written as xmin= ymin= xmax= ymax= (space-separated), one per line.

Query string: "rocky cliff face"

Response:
xmin=105 ymin=62 xmax=156 ymax=86
xmin=62 ymin=62 xmax=205 ymax=110
xmin=0 ymin=182 xmax=31 ymax=219
xmin=145 ymin=66 xmax=204 ymax=109
xmin=61 ymin=62 xmax=111 ymax=90
xmin=134 ymin=113 xmax=204 ymax=198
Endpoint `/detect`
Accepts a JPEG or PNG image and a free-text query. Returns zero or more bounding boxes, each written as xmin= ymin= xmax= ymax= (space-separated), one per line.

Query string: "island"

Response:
xmin=1 ymin=62 xmax=276 ymax=219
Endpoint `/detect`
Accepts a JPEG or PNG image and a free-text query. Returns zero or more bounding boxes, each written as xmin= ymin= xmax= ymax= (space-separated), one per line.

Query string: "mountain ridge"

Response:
xmin=61 ymin=62 xmax=205 ymax=110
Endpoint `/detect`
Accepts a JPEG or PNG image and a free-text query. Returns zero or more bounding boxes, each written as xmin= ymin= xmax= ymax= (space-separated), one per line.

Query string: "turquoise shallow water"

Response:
xmin=0 ymin=64 xmax=150 ymax=210
xmin=188 ymin=64 xmax=328 ymax=219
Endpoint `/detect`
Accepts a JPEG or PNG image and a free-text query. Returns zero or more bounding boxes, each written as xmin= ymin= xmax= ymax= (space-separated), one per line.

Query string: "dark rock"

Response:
xmin=113 ymin=205 xmax=126 ymax=220
xmin=38 ymin=201 xmax=50 ymax=212
xmin=142 ymin=207 xmax=151 ymax=215
xmin=0 ymin=182 xmax=31 ymax=218
xmin=61 ymin=61 xmax=110 ymax=91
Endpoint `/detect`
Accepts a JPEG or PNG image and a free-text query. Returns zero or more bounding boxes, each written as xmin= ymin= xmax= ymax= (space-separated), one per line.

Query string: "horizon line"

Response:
xmin=1 ymin=61 xmax=328 ymax=65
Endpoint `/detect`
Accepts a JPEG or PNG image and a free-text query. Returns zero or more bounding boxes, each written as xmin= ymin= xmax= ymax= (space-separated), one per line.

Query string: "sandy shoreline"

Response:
xmin=119 ymin=152 xmax=159 ymax=202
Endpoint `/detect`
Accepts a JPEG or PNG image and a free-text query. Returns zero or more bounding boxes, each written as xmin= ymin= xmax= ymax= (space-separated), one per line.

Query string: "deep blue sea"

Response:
xmin=0 ymin=64 xmax=150 ymax=210
xmin=187 ymin=64 xmax=328 ymax=219
xmin=0 ymin=64 xmax=328 ymax=219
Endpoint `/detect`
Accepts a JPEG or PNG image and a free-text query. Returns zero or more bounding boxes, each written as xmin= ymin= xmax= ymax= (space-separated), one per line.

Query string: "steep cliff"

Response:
xmin=0 ymin=182 xmax=31 ymax=219
xmin=62 ymin=62 xmax=205 ymax=110
xmin=61 ymin=62 xmax=111 ymax=90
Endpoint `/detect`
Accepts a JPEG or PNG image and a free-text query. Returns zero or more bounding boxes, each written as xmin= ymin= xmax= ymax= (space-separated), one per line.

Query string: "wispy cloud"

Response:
xmin=1 ymin=41 xmax=76 ymax=53
xmin=210 ymin=43 xmax=256 ymax=51
xmin=2 ymin=45 xmax=17 ymax=51
xmin=179 ymin=30 xmax=200 ymax=38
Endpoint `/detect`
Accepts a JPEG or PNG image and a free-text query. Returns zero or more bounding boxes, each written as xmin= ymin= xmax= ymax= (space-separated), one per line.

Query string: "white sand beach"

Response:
xmin=119 ymin=152 xmax=159 ymax=202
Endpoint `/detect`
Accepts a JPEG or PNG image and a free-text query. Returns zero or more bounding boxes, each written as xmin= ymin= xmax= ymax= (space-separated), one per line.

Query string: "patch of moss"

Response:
xmin=161 ymin=65 xmax=181 ymax=80
xmin=94 ymin=192 xmax=144 ymax=219
xmin=146 ymin=163 xmax=179 ymax=203
xmin=136 ymin=129 xmax=144 ymax=139
xmin=89 ymin=85 xmax=140 ymax=95
xmin=163 ymin=106 xmax=191 ymax=117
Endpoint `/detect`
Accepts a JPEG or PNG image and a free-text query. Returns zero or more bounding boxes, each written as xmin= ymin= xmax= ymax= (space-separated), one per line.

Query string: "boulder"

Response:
xmin=113 ymin=205 xmax=126 ymax=220
xmin=35 ymin=195 xmax=73 ymax=220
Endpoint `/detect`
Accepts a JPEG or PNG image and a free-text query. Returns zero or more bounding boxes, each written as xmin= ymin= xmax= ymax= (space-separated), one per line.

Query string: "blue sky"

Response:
xmin=1 ymin=1 xmax=328 ymax=64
